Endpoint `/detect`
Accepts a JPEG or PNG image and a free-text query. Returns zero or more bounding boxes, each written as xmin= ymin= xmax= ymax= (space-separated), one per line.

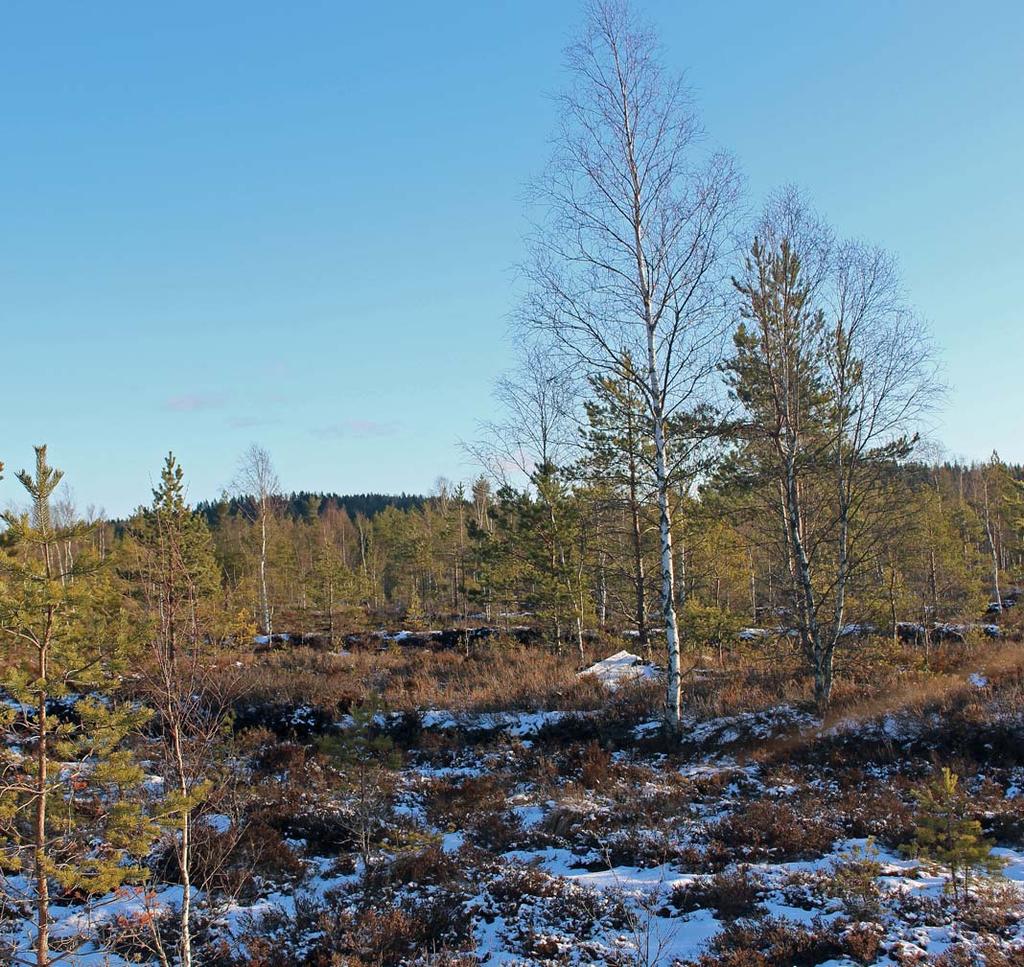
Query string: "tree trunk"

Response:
xmin=749 ymin=552 xmax=757 ymax=623
xmin=628 ymin=454 xmax=648 ymax=658
xmin=983 ymin=481 xmax=1001 ymax=613
xmin=889 ymin=565 xmax=899 ymax=646
xmin=259 ymin=505 xmax=272 ymax=635
xmin=179 ymin=812 xmax=192 ymax=967
xmin=327 ymin=575 xmax=335 ymax=649
xmin=643 ymin=299 xmax=682 ymax=725
xmin=656 ymin=471 xmax=682 ymax=725
xmin=649 ymin=388 xmax=682 ymax=726
xmin=928 ymin=546 xmax=939 ymax=622
xmin=780 ymin=453 xmax=828 ymax=712
xmin=35 ymin=640 xmax=49 ymax=967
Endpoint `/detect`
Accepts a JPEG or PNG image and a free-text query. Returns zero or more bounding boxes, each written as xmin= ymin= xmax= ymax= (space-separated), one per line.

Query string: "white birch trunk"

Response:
xmin=259 ymin=504 xmax=272 ymax=635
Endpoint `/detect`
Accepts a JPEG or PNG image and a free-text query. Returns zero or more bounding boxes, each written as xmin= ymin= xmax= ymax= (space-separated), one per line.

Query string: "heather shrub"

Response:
xmin=488 ymin=863 xmax=619 ymax=944
xmin=671 ymin=866 xmax=767 ymax=921
xmin=424 ymin=774 xmax=508 ymax=828
xmin=838 ymin=781 xmax=916 ymax=847
xmin=710 ymin=800 xmax=839 ymax=861
xmin=690 ymin=915 xmax=851 ymax=967
xmin=468 ymin=809 xmax=524 ymax=852
xmin=579 ymin=739 xmax=613 ymax=789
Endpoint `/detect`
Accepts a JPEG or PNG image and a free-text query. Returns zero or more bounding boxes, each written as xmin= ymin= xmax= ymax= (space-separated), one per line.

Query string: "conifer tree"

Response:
xmin=905 ymin=767 xmax=1004 ymax=904
xmin=130 ymin=453 xmax=236 ymax=967
xmin=319 ymin=695 xmax=400 ymax=873
xmin=475 ymin=466 xmax=590 ymax=659
xmin=581 ymin=364 xmax=656 ymax=655
xmin=122 ymin=453 xmax=222 ymax=634
xmin=468 ymin=484 xmax=531 ymax=625
xmin=725 ymin=194 xmax=936 ymax=710
xmin=308 ymin=527 xmax=353 ymax=646
xmin=532 ymin=461 xmax=590 ymax=662
xmin=0 ymin=447 xmax=153 ymax=967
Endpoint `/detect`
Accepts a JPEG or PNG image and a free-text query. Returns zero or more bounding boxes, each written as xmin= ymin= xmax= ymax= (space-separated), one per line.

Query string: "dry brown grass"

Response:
xmin=121 ymin=629 xmax=1024 ymax=737
xmin=188 ymin=639 xmax=613 ymax=714
xmin=732 ymin=640 xmax=1024 ymax=769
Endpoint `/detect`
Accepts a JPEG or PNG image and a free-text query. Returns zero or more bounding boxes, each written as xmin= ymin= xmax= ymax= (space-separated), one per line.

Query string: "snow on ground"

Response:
xmin=485 ymin=834 xmax=1024 ymax=965
xmin=7 ymin=694 xmax=1024 ymax=964
xmin=418 ymin=707 xmax=579 ymax=736
xmin=578 ymin=650 xmax=661 ymax=690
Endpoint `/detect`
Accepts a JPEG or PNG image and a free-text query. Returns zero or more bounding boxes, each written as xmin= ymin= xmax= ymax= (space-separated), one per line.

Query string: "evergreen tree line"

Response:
xmin=193 ymin=444 xmax=1020 ymax=656
xmin=191 ymin=491 xmax=425 ymax=529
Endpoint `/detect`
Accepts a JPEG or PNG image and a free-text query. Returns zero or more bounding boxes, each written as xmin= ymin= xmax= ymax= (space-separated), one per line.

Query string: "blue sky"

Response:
xmin=0 ymin=1 xmax=1020 ymax=516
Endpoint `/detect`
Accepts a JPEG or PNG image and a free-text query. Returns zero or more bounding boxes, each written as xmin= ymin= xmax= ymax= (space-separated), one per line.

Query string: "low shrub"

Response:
xmin=468 ymin=809 xmax=524 ymax=853
xmin=579 ymin=739 xmax=613 ymax=790
xmin=671 ymin=866 xmax=767 ymax=921
xmin=689 ymin=915 xmax=852 ymax=967
xmin=823 ymin=840 xmax=884 ymax=921
xmin=709 ymin=800 xmax=839 ymax=862
xmin=425 ymin=774 xmax=508 ymax=828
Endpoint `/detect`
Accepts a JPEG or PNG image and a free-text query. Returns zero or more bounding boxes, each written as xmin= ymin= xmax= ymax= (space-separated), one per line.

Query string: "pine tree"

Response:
xmin=473 ymin=466 xmax=590 ymax=660
xmin=905 ymin=767 xmax=1004 ymax=904
xmin=531 ymin=461 xmax=590 ymax=662
xmin=130 ymin=453 xmax=235 ymax=967
xmin=468 ymin=484 xmax=531 ymax=626
xmin=319 ymin=695 xmax=400 ymax=873
xmin=123 ymin=453 xmax=222 ymax=622
xmin=724 ymin=209 xmax=932 ymax=711
xmin=581 ymin=364 xmax=656 ymax=655
xmin=0 ymin=447 xmax=153 ymax=967
xmin=308 ymin=526 xmax=354 ymax=647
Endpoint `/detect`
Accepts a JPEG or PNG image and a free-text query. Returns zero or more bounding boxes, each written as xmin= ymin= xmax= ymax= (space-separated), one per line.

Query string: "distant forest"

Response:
xmin=194 ymin=491 xmax=426 ymax=526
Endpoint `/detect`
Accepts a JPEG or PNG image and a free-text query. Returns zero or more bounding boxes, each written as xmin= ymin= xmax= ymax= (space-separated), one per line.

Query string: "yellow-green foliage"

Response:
xmin=0 ymin=447 xmax=157 ymax=925
xmin=904 ymin=766 xmax=1005 ymax=902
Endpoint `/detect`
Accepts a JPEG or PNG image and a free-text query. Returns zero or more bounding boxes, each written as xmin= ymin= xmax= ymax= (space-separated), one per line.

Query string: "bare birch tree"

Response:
xmin=522 ymin=0 xmax=739 ymax=725
xmin=468 ymin=340 xmax=578 ymax=489
xmin=234 ymin=444 xmax=280 ymax=637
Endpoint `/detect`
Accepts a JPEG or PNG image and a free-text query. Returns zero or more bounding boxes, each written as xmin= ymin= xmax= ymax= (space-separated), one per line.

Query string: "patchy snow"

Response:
xmin=202 ymin=812 xmax=232 ymax=833
xmin=994 ymin=846 xmax=1024 ymax=882
xmin=9 ymin=675 xmax=1024 ymax=965
xmin=686 ymin=704 xmax=818 ymax=748
xmin=418 ymin=708 xmax=578 ymax=737
xmin=578 ymin=650 xmax=660 ymax=690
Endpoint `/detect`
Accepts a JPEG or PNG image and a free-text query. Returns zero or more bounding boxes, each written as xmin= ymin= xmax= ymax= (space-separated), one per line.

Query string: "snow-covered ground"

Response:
xmin=5 ymin=661 xmax=1024 ymax=964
